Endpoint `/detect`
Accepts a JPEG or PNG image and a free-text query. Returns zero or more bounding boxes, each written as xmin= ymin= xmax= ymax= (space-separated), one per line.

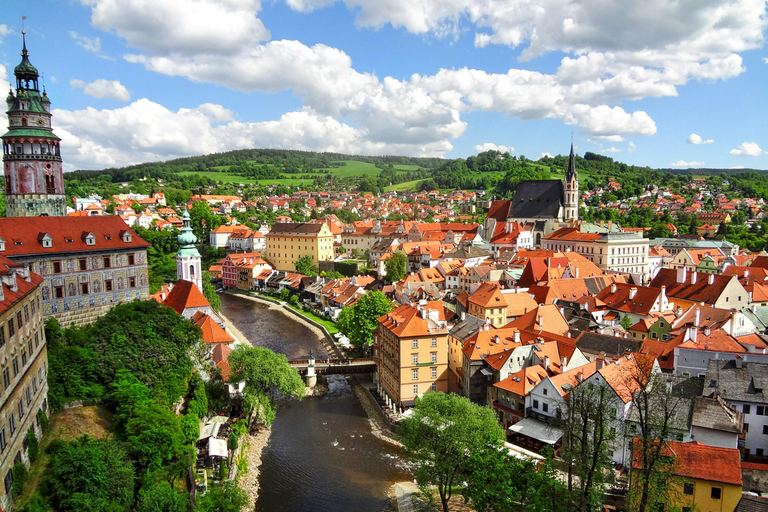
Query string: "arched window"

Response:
xmin=189 ymin=264 xmax=196 ymax=277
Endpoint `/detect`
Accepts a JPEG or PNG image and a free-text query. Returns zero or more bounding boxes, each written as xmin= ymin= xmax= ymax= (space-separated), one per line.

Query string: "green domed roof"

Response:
xmin=14 ymin=33 xmax=38 ymax=79
xmin=178 ymin=211 xmax=198 ymax=247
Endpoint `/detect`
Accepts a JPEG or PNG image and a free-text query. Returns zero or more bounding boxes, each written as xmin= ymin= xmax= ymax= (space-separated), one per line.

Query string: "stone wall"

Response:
xmin=6 ymin=194 xmax=66 ymax=217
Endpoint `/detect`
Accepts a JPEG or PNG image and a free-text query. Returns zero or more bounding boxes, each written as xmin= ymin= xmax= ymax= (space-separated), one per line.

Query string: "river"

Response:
xmin=219 ymin=293 xmax=411 ymax=512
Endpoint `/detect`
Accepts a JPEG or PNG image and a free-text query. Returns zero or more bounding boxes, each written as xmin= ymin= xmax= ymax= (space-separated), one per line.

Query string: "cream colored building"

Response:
xmin=0 ymin=257 xmax=48 ymax=511
xmin=374 ymin=301 xmax=449 ymax=409
xmin=265 ymin=222 xmax=334 ymax=272
xmin=542 ymin=228 xmax=650 ymax=279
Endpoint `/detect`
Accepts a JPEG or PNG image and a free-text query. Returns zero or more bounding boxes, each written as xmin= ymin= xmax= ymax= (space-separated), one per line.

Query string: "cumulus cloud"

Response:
xmin=627 ymin=141 xmax=637 ymax=152
xmin=670 ymin=160 xmax=704 ymax=167
xmin=70 ymin=79 xmax=131 ymax=101
xmin=687 ymin=133 xmax=713 ymax=145
xmin=66 ymin=0 xmax=765 ymax=158
xmin=540 ymin=152 xmax=554 ymax=159
xmin=0 ymin=24 xmax=11 ymax=44
xmin=602 ymin=147 xmax=622 ymax=153
xmin=729 ymin=142 xmax=764 ymax=157
xmin=53 ymin=99 xmax=452 ymax=170
xmin=474 ymin=142 xmax=514 ymax=154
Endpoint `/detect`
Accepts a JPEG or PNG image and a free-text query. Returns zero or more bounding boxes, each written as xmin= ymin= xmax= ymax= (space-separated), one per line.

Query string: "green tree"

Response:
xmin=136 ymin=483 xmax=189 ymax=512
xmin=227 ymin=346 xmax=305 ymax=427
xmin=47 ymin=436 xmax=135 ymax=512
xmin=194 ymin=481 xmax=248 ymax=512
xmin=400 ymin=392 xmax=505 ymax=512
xmin=202 ymin=271 xmax=221 ymax=312
xmin=294 ymin=255 xmax=318 ymax=276
xmin=11 ymin=461 xmax=27 ymax=497
xmin=462 ymin=445 xmax=571 ymax=512
xmin=125 ymin=400 xmax=186 ymax=468
xmin=26 ymin=428 xmax=39 ymax=463
xmin=621 ymin=314 xmax=633 ymax=331
xmin=336 ymin=291 xmax=393 ymax=347
xmin=384 ymin=251 xmax=407 ymax=282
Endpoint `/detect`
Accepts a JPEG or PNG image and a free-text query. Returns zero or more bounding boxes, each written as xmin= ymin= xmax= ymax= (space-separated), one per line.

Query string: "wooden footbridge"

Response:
xmin=288 ymin=357 xmax=377 ymax=375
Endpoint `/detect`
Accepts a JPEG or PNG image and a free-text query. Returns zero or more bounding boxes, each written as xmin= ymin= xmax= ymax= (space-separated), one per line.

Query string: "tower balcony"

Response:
xmin=2 ymin=153 xmax=62 ymax=162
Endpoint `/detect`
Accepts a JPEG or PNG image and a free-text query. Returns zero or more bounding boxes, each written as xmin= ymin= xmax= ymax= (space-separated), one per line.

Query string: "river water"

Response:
xmin=219 ymin=294 xmax=410 ymax=512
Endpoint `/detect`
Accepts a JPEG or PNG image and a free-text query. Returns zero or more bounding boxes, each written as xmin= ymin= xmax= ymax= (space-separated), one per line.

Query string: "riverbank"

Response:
xmin=238 ymin=425 xmax=272 ymax=509
xmin=350 ymin=375 xmax=403 ymax=448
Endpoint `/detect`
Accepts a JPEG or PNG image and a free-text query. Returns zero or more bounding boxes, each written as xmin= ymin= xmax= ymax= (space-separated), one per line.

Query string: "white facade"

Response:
xmin=177 ymin=254 xmax=202 ymax=292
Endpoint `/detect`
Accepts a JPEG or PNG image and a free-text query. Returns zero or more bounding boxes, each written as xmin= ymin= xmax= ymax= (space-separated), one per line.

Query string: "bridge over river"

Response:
xmin=288 ymin=357 xmax=377 ymax=375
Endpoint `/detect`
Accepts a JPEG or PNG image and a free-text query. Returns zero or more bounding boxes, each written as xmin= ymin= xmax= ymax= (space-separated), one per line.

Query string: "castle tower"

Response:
xmin=563 ymin=142 xmax=579 ymax=221
xmin=3 ymin=31 xmax=66 ymax=217
xmin=177 ymin=210 xmax=202 ymax=292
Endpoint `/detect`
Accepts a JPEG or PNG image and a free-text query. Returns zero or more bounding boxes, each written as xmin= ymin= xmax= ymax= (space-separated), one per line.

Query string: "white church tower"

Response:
xmin=177 ymin=210 xmax=202 ymax=292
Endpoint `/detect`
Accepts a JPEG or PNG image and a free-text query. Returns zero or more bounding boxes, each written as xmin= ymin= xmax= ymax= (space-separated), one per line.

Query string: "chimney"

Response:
xmin=562 ymin=355 xmax=568 ymax=366
xmin=544 ymin=356 xmax=550 ymax=368
xmin=537 ymin=314 xmax=542 ymax=325
xmin=524 ymin=307 xmax=529 ymax=315
xmin=694 ymin=308 xmax=701 ymax=327
xmin=611 ymin=284 xmax=617 ymax=293
xmin=629 ymin=287 xmax=637 ymax=299
xmin=575 ymin=266 xmax=580 ymax=278
xmin=745 ymin=269 xmax=750 ymax=278
xmin=600 ymin=220 xmax=604 ymax=228
xmin=708 ymin=273 xmax=715 ymax=285
xmin=689 ymin=326 xmax=698 ymax=344
xmin=514 ymin=331 xmax=521 ymax=343
xmin=461 ymin=311 xmax=466 ymax=321
xmin=596 ymin=358 xmax=605 ymax=370
xmin=676 ymin=267 xmax=687 ymax=284
xmin=704 ymin=326 xmax=711 ymax=336
xmin=691 ymin=272 xmax=697 ymax=284
xmin=484 ymin=324 xmax=490 ymax=331
xmin=608 ymin=220 xmax=613 ymax=231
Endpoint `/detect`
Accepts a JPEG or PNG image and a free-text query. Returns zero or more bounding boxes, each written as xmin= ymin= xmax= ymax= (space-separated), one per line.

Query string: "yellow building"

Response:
xmin=631 ymin=440 xmax=742 ymax=512
xmin=467 ymin=283 xmax=507 ymax=327
xmin=374 ymin=301 xmax=449 ymax=409
xmin=0 ymin=256 xmax=48 ymax=511
xmin=265 ymin=222 xmax=334 ymax=272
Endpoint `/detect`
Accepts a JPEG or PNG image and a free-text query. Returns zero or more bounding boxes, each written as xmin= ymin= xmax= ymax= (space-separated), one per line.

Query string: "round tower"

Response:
xmin=3 ymin=31 xmax=65 ymax=217
xmin=563 ymin=142 xmax=579 ymax=222
xmin=177 ymin=210 xmax=203 ymax=292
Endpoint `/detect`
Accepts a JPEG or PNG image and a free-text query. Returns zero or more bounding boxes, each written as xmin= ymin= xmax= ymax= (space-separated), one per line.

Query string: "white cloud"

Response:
xmin=70 ymin=79 xmax=131 ymax=101
xmin=602 ymin=147 xmax=622 ymax=153
xmin=627 ymin=141 xmax=637 ymax=152
xmin=68 ymin=0 xmax=764 ymax=157
xmin=540 ymin=152 xmax=554 ymax=159
xmin=69 ymin=31 xmax=114 ymax=60
xmin=670 ymin=160 xmax=704 ymax=167
xmin=474 ymin=142 xmax=514 ymax=154
xmin=730 ymin=165 xmax=745 ymax=169
xmin=53 ymin=99 xmax=453 ymax=171
xmin=687 ymin=133 xmax=713 ymax=145
xmin=729 ymin=141 xmax=764 ymax=157
xmin=0 ymin=25 xmax=11 ymax=45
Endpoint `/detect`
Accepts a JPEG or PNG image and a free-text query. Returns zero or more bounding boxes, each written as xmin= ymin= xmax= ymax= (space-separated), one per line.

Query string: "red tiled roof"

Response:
xmin=162 ymin=279 xmax=211 ymax=314
xmin=633 ymin=440 xmax=742 ymax=486
xmin=0 ymin=256 xmax=43 ymax=314
xmin=0 ymin=216 xmax=149 ymax=256
xmin=191 ymin=311 xmax=235 ymax=344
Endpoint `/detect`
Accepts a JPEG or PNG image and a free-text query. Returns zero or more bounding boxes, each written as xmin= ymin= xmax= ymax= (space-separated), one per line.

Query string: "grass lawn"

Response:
xmin=17 ymin=406 xmax=114 ymax=506
xmin=384 ymin=179 xmax=426 ymax=192
xmin=393 ymin=164 xmax=421 ymax=171
xmin=317 ymin=161 xmax=382 ymax=178
xmin=177 ymin=170 xmax=259 ymax=184
xmin=286 ymin=304 xmax=340 ymax=335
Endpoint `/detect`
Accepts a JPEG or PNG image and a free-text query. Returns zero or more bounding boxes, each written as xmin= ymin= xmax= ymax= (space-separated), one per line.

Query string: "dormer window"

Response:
xmin=37 ymin=233 xmax=52 ymax=249
xmin=120 ymin=230 xmax=132 ymax=243
xmin=82 ymin=232 xmax=96 ymax=246
xmin=0 ymin=238 xmax=5 ymax=252
xmin=65 ymin=238 xmax=73 ymax=243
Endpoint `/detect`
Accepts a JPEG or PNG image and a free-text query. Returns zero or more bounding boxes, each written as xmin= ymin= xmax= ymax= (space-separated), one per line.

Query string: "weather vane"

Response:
xmin=22 ymin=15 xmax=27 ymax=32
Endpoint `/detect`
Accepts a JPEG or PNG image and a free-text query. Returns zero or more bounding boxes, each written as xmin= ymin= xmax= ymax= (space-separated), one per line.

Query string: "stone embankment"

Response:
xmin=238 ymin=425 xmax=272 ymax=508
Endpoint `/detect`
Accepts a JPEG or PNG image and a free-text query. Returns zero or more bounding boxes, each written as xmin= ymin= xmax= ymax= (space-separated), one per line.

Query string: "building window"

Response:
xmin=743 ymin=404 xmax=751 ymax=414
xmin=412 ymin=369 xmax=418 ymax=380
xmin=129 ymin=277 xmax=136 ymax=288
xmin=412 ymin=354 xmax=418 ymax=365
xmin=543 ymin=388 xmax=548 ymax=396
xmin=711 ymin=487 xmax=721 ymax=500
xmin=23 ymin=305 xmax=29 ymax=324
xmin=103 ymin=256 xmax=111 ymax=268
xmin=25 ymin=387 xmax=30 ymax=406
xmin=413 ymin=385 xmax=419 ymax=395
xmin=758 ymin=406 xmax=765 ymax=416
xmin=3 ymin=369 xmax=8 ymax=390
xmin=105 ymin=280 xmax=113 ymax=292
xmin=431 ymin=368 xmax=437 ymax=379
xmin=8 ymin=318 xmax=14 ymax=338
xmin=431 ymin=338 xmax=437 ymax=347
xmin=543 ymin=403 xmax=549 ymax=413
xmin=0 ymin=428 xmax=6 ymax=452
xmin=4 ymin=469 xmax=11 ymax=494
xmin=16 ymin=311 xmax=22 ymax=328
xmin=763 ymin=425 xmax=768 ymax=435
xmin=52 ymin=261 xmax=61 ymax=274
xmin=533 ymin=400 xmax=539 ymax=409
xmin=21 ymin=350 xmax=26 ymax=367
xmin=12 ymin=357 xmax=18 ymax=377
xmin=412 ymin=340 xmax=418 ymax=349
xmin=683 ymin=483 xmax=693 ymax=495
xmin=81 ymin=283 xmax=89 ymax=295
xmin=431 ymin=352 xmax=437 ymax=363
xmin=54 ymin=286 xmax=64 ymax=299
xmin=0 ymin=325 xmax=5 ymax=348
xmin=128 ymin=254 xmax=135 ymax=265
xmin=9 ymin=413 xmax=15 ymax=434
xmin=31 ymin=379 xmax=36 ymax=395
xmin=17 ymin=400 xmax=23 ymax=419
xmin=744 ymin=423 xmax=749 ymax=432
xmin=79 ymin=258 xmax=87 ymax=271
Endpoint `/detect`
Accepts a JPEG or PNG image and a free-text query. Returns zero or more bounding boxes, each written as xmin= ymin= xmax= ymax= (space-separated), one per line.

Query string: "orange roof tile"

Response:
xmin=191 ymin=311 xmax=235 ymax=344
xmin=162 ymin=279 xmax=211 ymax=314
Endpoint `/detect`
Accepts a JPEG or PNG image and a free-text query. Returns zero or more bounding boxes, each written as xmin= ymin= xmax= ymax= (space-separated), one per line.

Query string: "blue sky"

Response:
xmin=2 ymin=0 xmax=767 ymax=172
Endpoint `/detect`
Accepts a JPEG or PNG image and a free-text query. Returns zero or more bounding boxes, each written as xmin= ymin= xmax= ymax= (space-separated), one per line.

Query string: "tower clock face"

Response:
xmin=36 ymin=118 xmax=44 ymax=126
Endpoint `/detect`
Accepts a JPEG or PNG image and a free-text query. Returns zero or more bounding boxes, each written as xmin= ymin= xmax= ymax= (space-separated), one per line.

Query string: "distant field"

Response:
xmin=317 ymin=161 xmax=382 ymax=177
xmin=177 ymin=171 xmax=258 ymax=183
xmin=385 ymin=179 xmax=425 ymax=192
xmin=255 ymin=178 xmax=305 ymax=186
xmin=393 ymin=164 xmax=420 ymax=171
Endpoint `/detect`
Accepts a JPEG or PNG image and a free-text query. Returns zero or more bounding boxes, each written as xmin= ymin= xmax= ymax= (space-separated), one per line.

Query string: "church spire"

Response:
xmin=565 ymin=141 xmax=577 ymax=183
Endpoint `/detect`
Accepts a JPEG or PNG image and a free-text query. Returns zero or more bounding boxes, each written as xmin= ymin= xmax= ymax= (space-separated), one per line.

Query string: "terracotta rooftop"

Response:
xmin=162 ymin=279 xmax=211 ymax=315
xmin=632 ymin=440 xmax=742 ymax=486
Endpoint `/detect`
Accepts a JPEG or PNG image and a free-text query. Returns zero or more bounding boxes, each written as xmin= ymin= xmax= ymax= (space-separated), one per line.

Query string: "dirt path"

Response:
xmin=237 ymin=425 xmax=272 ymax=509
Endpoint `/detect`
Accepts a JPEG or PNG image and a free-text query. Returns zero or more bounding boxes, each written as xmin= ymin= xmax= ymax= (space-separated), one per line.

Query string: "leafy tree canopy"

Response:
xmin=336 ymin=290 xmax=393 ymax=347
xmin=384 ymin=251 xmax=407 ymax=282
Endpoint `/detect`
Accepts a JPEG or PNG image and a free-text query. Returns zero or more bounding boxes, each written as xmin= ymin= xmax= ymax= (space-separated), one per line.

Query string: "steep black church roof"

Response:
xmin=507 ymin=180 xmax=565 ymax=219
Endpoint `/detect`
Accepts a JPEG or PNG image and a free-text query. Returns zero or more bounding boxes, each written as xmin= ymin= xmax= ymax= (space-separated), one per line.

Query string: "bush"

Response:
xmin=11 ymin=461 xmax=28 ymax=497
xmin=37 ymin=410 xmax=49 ymax=433
xmin=334 ymin=261 xmax=358 ymax=277
xmin=26 ymin=429 xmax=38 ymax=463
